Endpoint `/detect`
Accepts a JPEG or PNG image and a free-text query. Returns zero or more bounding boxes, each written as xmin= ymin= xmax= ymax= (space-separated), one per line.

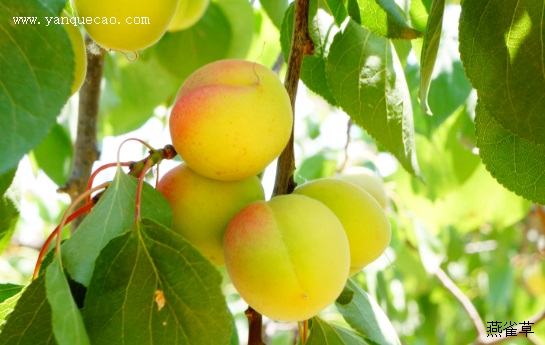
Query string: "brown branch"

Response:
xmin=272 ymin=0 xmax=314 ymax=197
xmin=58 ymin=37 xmax=105 ymax=230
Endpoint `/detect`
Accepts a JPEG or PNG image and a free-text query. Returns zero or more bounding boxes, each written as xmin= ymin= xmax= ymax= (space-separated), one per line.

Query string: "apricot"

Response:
xmin=62 ymin=11 xmax=87 ymax=96
xmin=224 ymin=194 xmax=350 ymax=322
xmin=72 ymin=0 xmax=178 ymax=52
xmin=293 ymin=178 xmax=391 ymax=276
xmin=157 ymin=163 xmax=264 ymax=264
xmin=336 ymin=166 xmax=388 ymax=208
xmin=169 ymin=59 xmax=293 ymax=181
xmin=167 ymin=0 xmax=210 ymax=32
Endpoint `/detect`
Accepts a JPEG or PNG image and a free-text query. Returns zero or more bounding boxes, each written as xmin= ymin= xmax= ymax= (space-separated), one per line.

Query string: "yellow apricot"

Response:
xmin=167 ymin=0 xmax=210 ymax=32
xmin=157 ymin=163 xmax=264 ymax=264
xmin=336 ymin=166 xmax=388 ymax=209
xmin=224 ymin=194 xmax=350 ymax=322
xmin=169 ymin=59 xmax=293 ymax=181
xmin=62 ymin=11 xmax=87 ymax=96
xmin=71 ymin=0 xmax=178 ymax=52
xmin=293 ymin=178 xmax=391 ymax=276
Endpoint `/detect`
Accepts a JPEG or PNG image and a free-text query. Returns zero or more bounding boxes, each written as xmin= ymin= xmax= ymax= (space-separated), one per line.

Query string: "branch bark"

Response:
xmin=272 ymin=0 xmax=314 ymax=197
xmin=58 ymin=37 xmax=105 ymax=230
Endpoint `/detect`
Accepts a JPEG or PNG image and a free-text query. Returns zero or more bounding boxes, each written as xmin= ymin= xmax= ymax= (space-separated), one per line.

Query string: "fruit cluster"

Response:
xmin=158 ymin=59 xmax=391 ymax=322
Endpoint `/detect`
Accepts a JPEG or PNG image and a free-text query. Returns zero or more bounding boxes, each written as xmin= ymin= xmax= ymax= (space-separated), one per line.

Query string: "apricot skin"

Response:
xmin=167 ymin=0 xmax=210 ymax=31
xmin=62 ymin=11 xmax=87 ymax=96
xmin=224 ymin=194 xmax=350 ymax=322
xmin=335 ymin=166 xmax=388 ymax=209
xmin=157 ymin=163 xmax=264 ymax=265
xmin=293 ymin=178 xmax=391 ymax=276
xmin=72 ymin=0 xmax=178 ymax=51
xmin=169 ymin=59 xmax=293 ymax=181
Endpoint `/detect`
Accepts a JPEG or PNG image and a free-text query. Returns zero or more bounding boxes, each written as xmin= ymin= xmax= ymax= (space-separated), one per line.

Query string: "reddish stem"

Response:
xmin=32 ymin=201 xmax=94 ymax=279
xmin=134 ymin=158 xmax=153 ymax=223
xmin=86 ymin=161 xmax=131 ymax=205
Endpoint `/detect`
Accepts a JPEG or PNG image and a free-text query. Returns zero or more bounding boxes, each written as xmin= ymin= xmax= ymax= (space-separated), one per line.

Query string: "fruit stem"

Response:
xmin=86 ymin=161 xmax=132 ymax=205
xmin=134 ymin=157 xmax=153 ymax=223
xmin=54 ymin=182 xmax=111 ymax=259
xmin=32 ymin=201 xmax=95 ymax=280
xmin=245 ymin=307 xmax=265 ymax=345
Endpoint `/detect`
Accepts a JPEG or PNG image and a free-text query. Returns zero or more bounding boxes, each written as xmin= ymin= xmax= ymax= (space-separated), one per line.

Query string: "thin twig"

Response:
xmin=435 ymin=268 xmax=487 ymax=337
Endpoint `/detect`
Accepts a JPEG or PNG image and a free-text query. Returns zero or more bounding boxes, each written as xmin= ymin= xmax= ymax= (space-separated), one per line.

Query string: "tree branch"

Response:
xmin=272 ymin=0 xmax=314 ymax=197
xmin=58 ymin=37 xmax=105 ymax=230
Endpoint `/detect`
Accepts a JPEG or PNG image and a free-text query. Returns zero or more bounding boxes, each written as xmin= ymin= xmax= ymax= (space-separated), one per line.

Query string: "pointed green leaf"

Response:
xmin=0 ymin=284 xmax=23 ymax=304
xmin=155 ymin=3 xmax=231 ymax=80
xmin=260 ymin=0 xmax=289 ymax=29
xmin=62 ymin=169 xmax=173 ymax=286
xmin=475 ymin=102 xmax=545 ymax=205
xmin=419 ymin=0 xmax=445 ymax=114
xmin=326 ymin=20 xmax=421 ymax=177
xmin=306 ymin=317 xmax=369 ymax=345
xmin=83 ymin=219 xmax=233 ymax=344
xmin=32 ymin=124 xmax=73 ymax=186
xmin=409 ymin=0 xmax=432 ymax=32
xmin=336 ymin=279 xmax=401 ymax=345
xmin=45 ymin=258 xmax=90 ymax=345
xmin=459 ymin=0 xmax=545 ymax=145
xmin=0 ymin=289 xmax=23 ymax=327
xmin=37 ymin=0 xmax=67 ymax=15
xmin=355 ymin=0 xmax=422 ymax=39
xmin=0 ymin=0 xmax=73 ymax=175
xmin=280 ymin=2 xmax=339 ymax=106
xmin=324 ymin=0 xmax=349 ymax=26
xmin=0 ymin=168 xmax=19 ymax=254
xmin=0 ymin=276 xmax=55 ymax=345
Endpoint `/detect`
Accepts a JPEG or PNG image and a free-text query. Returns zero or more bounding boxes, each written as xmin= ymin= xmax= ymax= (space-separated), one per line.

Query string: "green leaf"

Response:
xmin=0 ymin=0 xmax=74 ymax=176
xmin=217 ymin=0 xmax=254 ymax=59
xmin=62 ymin=168 xmax=173 ymax=286
xmin=354 ymin=0 xmax=422 ymax=39
xmin=37 ymin=0 xmax=67 ymax=15
xmin=413 ymin=106 xmax=480 ymax=199
xmin=413 ymin=220 xmax=444 ymax=274
xmin=408 ymin=0 xmax=432 ymax=32
xmin=0 ymin=276 xmax=55 ymax=345
xmin=0 ymin=284 xmax=24 ymax=304
xmin=83 ymin=219 xmax=233 ymax=344
xmin=0 ymin=288 xmax=24 ymax=327
xmin=32 ymin=124 xmax=73 ymax=186
xmin=326 ymin=20 xmax=421 ymax=177
xmin=459 ymin=0 xmax=545 ymax=145
xmin=281 ymin=2 xmax=339 ymax=106
xmin=260 ymin=0 xmax=289 ymax=29
xmin=155 ymin=3 xmax=231 ymax=80
xmin=45 ymin=258 xmax=90 ymax=345
xmin=475 ymin=102 xmax=545 ymax=205
xmin=306 ymin=317 xmax=369 ymax=345
xmin=100 ymin=52 xmax=182 ymax=136
xmin=294 ymin=152 xmax=338 ymax=185
xmin=419 ymin=0 xmax=445 ymax=114
xmin=336 ymin=279 xmax=401 ymax=345
xmin=0 ymin=168 xmax=19 ymax=254
xmin=323 ymin=0 xmax=349 ymax=26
